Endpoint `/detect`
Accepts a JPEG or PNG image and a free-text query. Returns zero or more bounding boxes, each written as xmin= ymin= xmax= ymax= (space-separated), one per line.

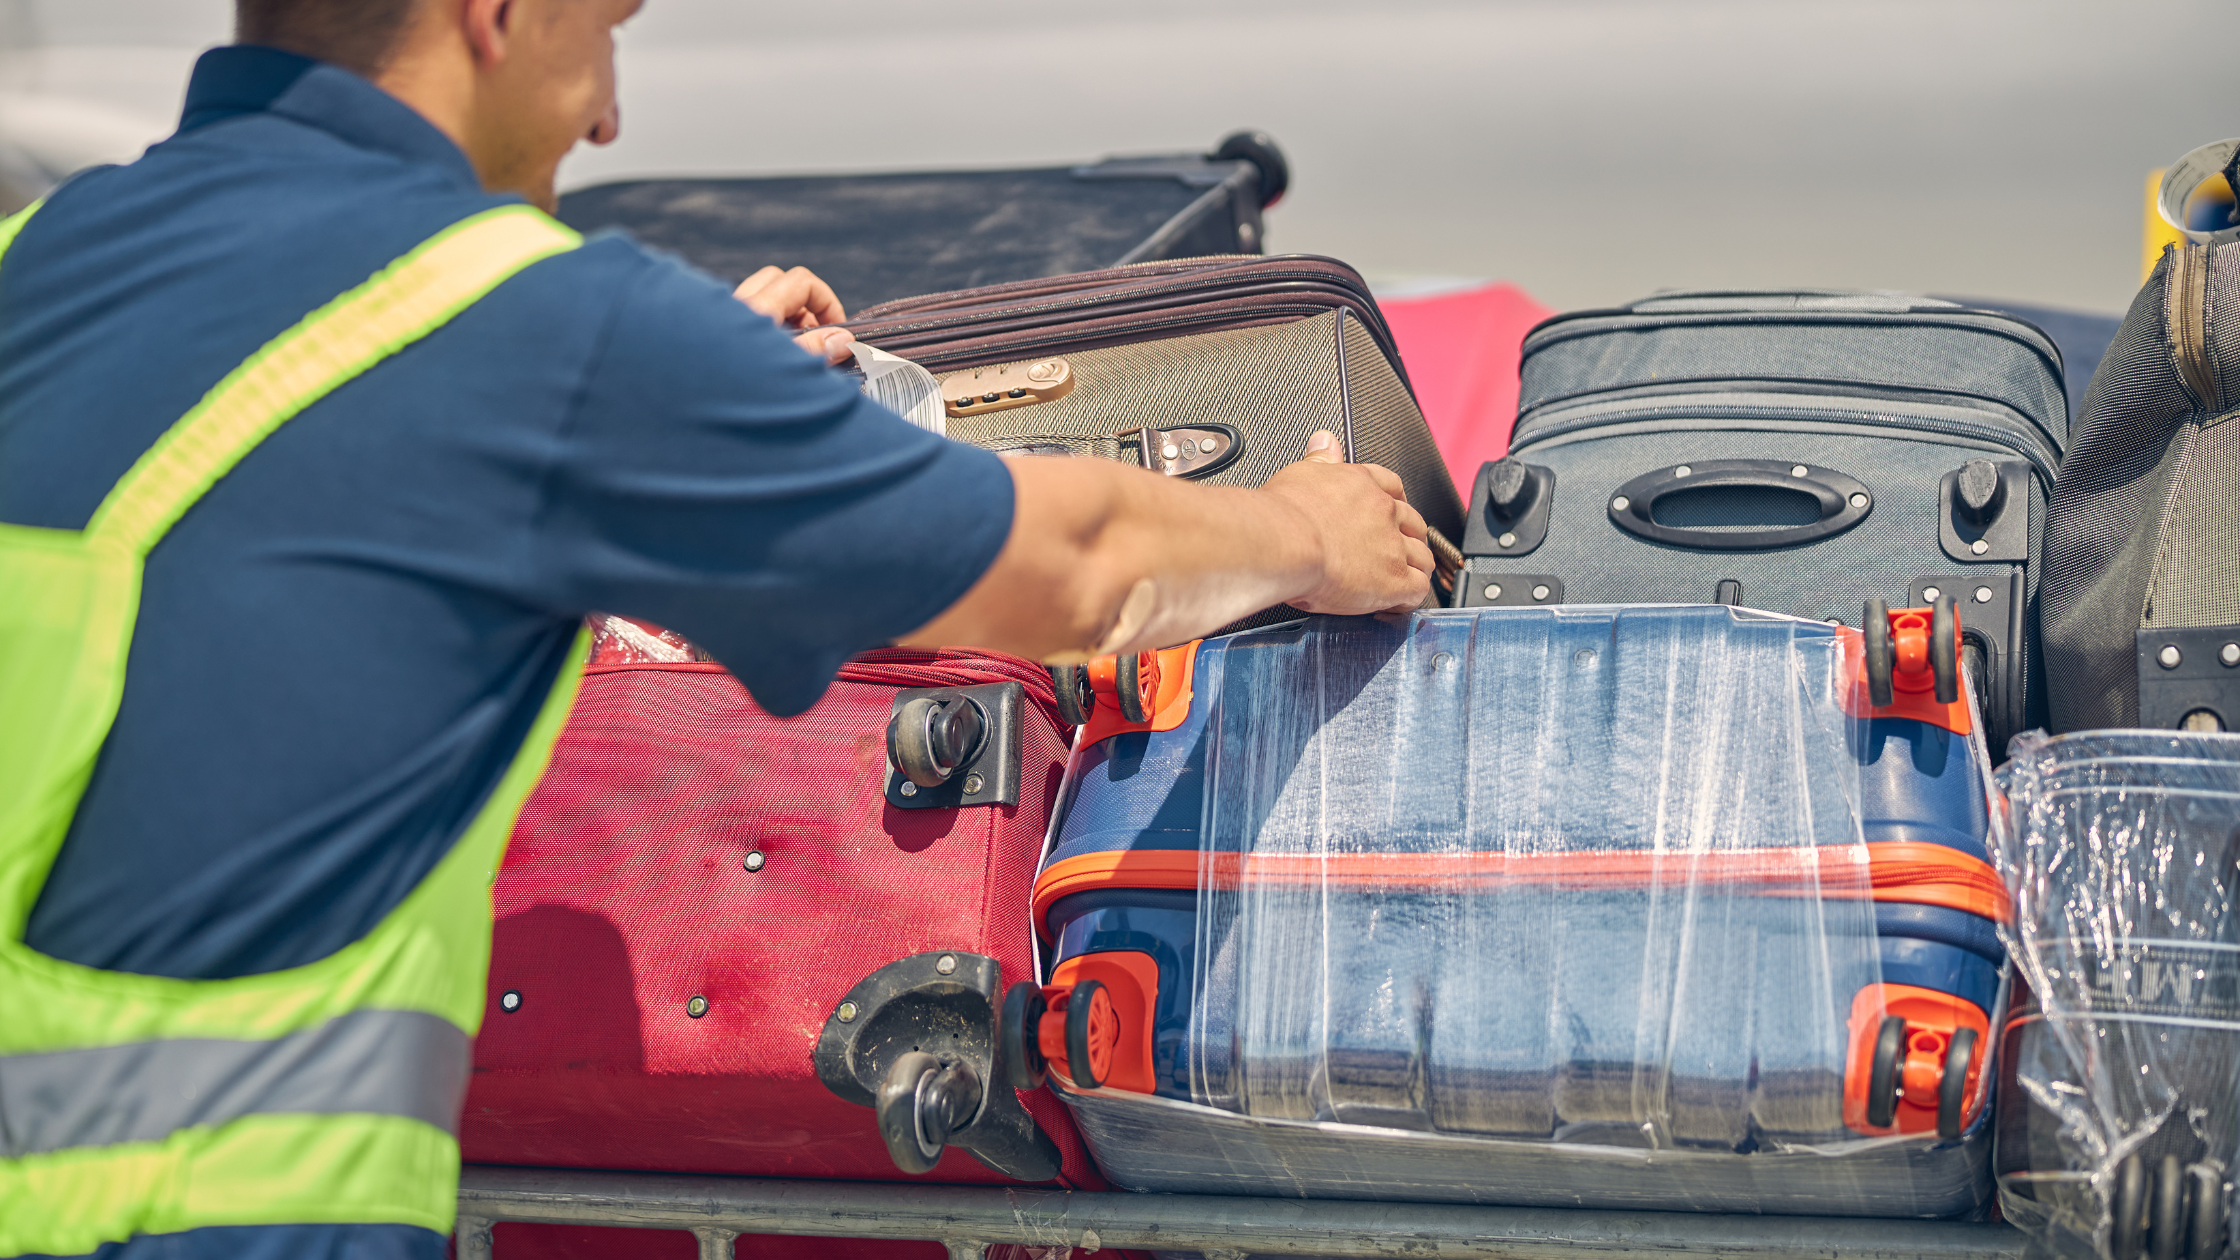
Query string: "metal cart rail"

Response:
xmin=456 ymin=1166 xmax=2026 ymax=1260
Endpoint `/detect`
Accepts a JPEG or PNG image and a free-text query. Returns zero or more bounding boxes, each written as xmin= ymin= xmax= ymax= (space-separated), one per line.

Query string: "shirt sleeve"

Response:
xmin=530 ymin=245 xmax=1016 ymax=716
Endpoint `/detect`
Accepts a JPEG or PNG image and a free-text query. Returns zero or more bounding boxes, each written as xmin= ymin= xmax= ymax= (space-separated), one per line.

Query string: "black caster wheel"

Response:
xmin=2185 ymin=1162 xmax=2224 ymax=1260
xmin=1001 ymin=980 xmax=1048 ymax=1090
xmin=2116 ymin=1154 xmax=2150 ymax=1260
xmin=1866 ymin=1015 xmax=1906 ymax=1128
xmin=1214 ymin=130 xmax=1289 ymax=207
xmin=1049 ymin=663 xmax=1092 ymax=728
xmin=876 ymin=1051 xmax=946 ymax=1174
xmin=1863 ymin=598 xmax=1894 ymax=706
xmin=876 ymin=1051 xmax=983 ymax=1177
xmin=888 ymin=694 xmax=985 ymax=788
xmin=1064 ymin=978 xmax=1112 ymax=1090
xmin=1115 ymin=655 xmax=1148 ymax=723
xmin=1931 ymin=592 xmax=1959 ymax=704
xmin=2155 ymin=1154 xmax=2186 ymax=1260
xmin=1937 ymin=1025 xmax=1977 ymax=1139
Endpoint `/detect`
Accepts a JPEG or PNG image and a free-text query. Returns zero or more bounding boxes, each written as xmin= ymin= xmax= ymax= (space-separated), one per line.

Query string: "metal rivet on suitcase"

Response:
xmin=1532 ymin=585 xmax=1551 ymax=602
xmin=1974 ymin=586 xmax=1994 ymax=604
xmin=962 ymin=773 xmax=985 ymax=796
xmin=1791 ymin=465 xmax=1809 ymax=477
xmin=1483 ymin=584 xmax=1501 ymax=601
xmin=1674 ymin=465 xmax=1691 ymax=477
xmin=1849 ymin=492 xmax=1870 ymax=509
xmin=1971 ymin=539 xmax=1989 ymax=555
xmin=899 ymin=781 xmax=918 ymax=797
xmin=1923 ymin=586 xmax=1942 ymax=603
xmin=744 ymin=850 xmax=766 ymax=872
xmin=2223 ymin=643 xmax=2240 ymax=667
xmin=1498 ymin=532 xmax=1516 ymax=548
xmin=687 ymin=995 xmax=709 ymax=1018
xmin=1611 ymin=496 xmax=1629 ymax=512
xmin=2162 ymin=645 xmax=2185 ymax=669
xmin=499 ymin=990 xmax=522 ymax=1013
xmin=837 ymin=1001 xmax=858 ymax=1023
xmin=936 ymin=954 xmax=958 ymax=975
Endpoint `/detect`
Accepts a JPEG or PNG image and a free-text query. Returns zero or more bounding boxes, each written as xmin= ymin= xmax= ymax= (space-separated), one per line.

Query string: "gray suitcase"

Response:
xmin=2040 ymin=239 xmax=2240 ymax=735
xmin=1462 ymin=290 xmax=2068 ymax=750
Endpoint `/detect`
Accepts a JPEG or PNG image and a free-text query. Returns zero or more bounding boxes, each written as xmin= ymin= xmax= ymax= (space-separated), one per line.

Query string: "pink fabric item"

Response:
xmin=1379 ymin=282 xmax=1555 ymax=494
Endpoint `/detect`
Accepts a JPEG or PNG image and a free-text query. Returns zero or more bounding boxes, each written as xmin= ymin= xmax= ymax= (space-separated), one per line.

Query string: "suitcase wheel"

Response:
xmin=1049 ymin=663 xmax=1093 ymax=729
xmin=887 ymin=693 xmax=987 ymax=788
xmin=1859 ymin=597 xmax=1963 ymax=717
xmin=1930 ymin=593 xmax=1959 ymax=705
xmin=875 ymin=1050 xmax=984 ymax=1176
xmin=1115 ymin=655 xmax=1150 ymax=723
xmin=1000 ymin=981 xmax=1048 ymax=1090
xmin=1936 ymin=1025 xmax=1978 ymax=1139
xmin=1035 ymin=979 xmax=1118 ymax=1090
xmin=1214 ymin=130 xmax=1289 ymax=208
xmin=2112 ymin=1154 xmax=2231 ymax=1260
xmin=1864 ymin=598 xmax=1895 ymax=707
xmin=1866 ymin=1015 xmax=1907 ymax=1128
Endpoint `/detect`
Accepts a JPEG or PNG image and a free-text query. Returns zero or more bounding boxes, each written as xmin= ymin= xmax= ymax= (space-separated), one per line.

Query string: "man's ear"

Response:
xmin=462 ymin=0 xmax=514 ymax=67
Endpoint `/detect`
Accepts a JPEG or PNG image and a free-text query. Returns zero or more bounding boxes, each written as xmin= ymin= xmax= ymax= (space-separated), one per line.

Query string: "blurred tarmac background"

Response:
xmin=1 ymin=0 xmax=2235 ymax=314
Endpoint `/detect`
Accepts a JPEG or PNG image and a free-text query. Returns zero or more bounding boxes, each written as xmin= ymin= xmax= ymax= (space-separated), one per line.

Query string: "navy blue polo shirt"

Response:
xmin=1 ymin=47 xmax=1014 ymax=989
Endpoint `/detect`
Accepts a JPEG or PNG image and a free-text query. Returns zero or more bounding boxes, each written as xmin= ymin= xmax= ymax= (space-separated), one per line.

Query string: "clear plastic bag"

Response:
xmin=1994 ymin=730 xmax=2240 ymax=1258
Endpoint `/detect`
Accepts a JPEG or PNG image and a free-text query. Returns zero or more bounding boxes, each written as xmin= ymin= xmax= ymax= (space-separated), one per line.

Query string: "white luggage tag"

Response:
xmin=850 ymin=342 xmax=947 ymax=436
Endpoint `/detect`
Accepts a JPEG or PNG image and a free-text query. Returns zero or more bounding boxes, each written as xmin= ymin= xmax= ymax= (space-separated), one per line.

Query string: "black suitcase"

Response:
xmin=1461 ymin=289 xmax=2069 ymax=750
xmin=557 ymin=132 xmax=1287 ymax=310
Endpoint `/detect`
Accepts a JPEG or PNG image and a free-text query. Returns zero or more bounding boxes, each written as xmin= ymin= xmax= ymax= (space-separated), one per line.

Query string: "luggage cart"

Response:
xmin=455 ymin=1165 xmax=2025 ymax=1260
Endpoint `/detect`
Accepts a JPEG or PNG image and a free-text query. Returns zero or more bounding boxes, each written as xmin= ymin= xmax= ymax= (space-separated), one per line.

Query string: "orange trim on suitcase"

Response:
xmin=1033 ymin=841 xmax=2009 ymax=937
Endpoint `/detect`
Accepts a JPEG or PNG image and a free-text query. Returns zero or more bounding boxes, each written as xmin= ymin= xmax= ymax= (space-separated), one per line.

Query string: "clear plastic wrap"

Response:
xmin=1045 ymin=605 xmax=2008 ymax=1215
xmin=1994 ymin=731 xmax=2240 ymax=1258
xmin=586 ymin=614 xmax=704 ymax=666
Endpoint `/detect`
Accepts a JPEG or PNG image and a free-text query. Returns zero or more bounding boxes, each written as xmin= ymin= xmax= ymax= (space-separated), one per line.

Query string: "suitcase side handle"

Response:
xmin=1606 ymin=458 xmax=1872 ymax=551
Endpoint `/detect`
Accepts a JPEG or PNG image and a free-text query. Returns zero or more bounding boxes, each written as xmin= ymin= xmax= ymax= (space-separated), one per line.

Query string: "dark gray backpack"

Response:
xmin=2041 ymin=240 xmax=2240 ymax=733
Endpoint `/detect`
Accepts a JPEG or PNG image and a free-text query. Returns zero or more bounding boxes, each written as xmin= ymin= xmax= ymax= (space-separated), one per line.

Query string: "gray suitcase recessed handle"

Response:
xmin=1606 ymin=459 xmax=1872 ymax=551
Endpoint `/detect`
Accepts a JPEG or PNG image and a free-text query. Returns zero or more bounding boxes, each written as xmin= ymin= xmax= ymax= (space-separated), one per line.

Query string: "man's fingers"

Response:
xmin=795 ymin=326 xmax=856 ymax=363
xmin=734 ymin=266 xmax=783 ymax=300
xmin=732 ymin=265 xmax=848 ymax=329
xmin=1301 ymin=430 xmax=1344 ymax=464
xmin=1358 ymin=461 xmax=1407 ymax=502
xmin=1393 ymin=499 xmax=1428 ymax=542
xmin=1403 ymin=534 xmax=1435 ymax=576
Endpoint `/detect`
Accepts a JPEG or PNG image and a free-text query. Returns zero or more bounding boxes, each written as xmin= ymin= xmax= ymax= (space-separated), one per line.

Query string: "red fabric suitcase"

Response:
xmin=464 ymin=620 xmax=1102 ymax=1258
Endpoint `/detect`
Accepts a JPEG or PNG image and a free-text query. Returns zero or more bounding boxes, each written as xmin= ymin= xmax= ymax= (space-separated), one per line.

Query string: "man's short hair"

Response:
xmin=236 ymin=0 xmax=422 ymax=76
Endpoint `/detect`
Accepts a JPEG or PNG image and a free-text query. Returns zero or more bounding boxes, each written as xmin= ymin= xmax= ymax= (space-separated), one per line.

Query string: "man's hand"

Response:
xmin=903 ymin=430 xmax=1436 ymax=661
xmin=734 ymin=265 xmax=855 ymax=364
xmin=1261 ymin=431 xmax=1433 ymax=616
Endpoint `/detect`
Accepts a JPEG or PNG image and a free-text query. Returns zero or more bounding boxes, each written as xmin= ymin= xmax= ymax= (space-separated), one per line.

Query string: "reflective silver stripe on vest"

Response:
xmin=0 ymin=1007 xmax=469 ymax=1157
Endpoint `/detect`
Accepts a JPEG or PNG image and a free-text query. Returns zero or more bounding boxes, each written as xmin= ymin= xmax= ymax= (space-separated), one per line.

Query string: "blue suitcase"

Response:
xmin=1020 ymin=603 xmax=2010 ymax=1217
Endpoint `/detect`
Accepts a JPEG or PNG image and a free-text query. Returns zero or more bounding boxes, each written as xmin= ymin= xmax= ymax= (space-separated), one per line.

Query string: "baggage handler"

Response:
xmin=0 ymin=1 xmax=1432 ymax=1256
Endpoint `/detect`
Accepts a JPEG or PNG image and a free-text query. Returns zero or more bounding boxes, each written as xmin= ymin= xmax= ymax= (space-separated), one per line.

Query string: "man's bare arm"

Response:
xmin=904 ymin=431 xmax=1433 ymax=661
